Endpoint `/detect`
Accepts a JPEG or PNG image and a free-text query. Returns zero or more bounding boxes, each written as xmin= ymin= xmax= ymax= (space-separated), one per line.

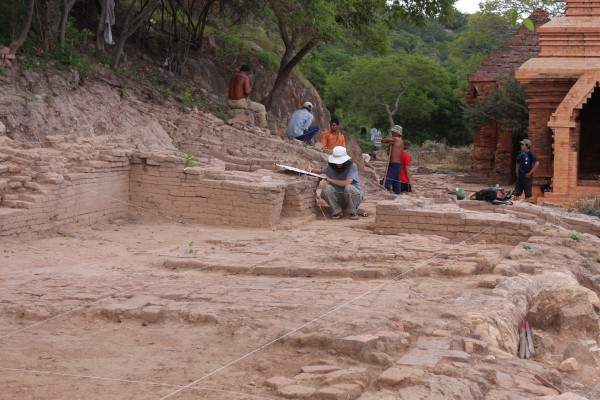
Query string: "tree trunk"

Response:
xmin=262 ymin=39 xmax=317 ymax=110
xmin=194 ymin=0 xmax=215 ymax=52
xmin=9 ymin=0 xmax=36 ymax=55
xmin=43 ymin=0 xmax=62 ymax=50
xmin=59 ymin=0 xmax=78 ymax=47
xmin=112 ymin=0 xmax=161 ymax=69
xmin=375 ymin=86 xmax=410 ymax=132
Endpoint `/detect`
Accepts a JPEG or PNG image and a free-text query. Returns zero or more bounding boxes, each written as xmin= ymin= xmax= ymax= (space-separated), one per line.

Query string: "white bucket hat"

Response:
xmin=391 ymin=125 xmax=403 ymax=135
xmin=328 ymin=146 xmax=351 ymax=164
xmin=303 ymin=101 xmax=313 ymax=110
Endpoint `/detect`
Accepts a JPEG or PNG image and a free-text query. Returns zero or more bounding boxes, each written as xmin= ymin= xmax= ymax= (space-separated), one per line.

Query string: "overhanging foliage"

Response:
xmin=464 ymin=76 xmax=529 ymax=137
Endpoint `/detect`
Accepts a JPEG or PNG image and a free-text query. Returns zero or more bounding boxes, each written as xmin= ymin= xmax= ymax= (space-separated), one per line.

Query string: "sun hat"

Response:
xmin=520 ymin=139 xmax=531 ymax=147
xmin=391 ymin=125 xmax=403 ymax=135
xmin=303 ymin=101 xmax=313 ymax=110
xmin=328 ymin=146 xmax=351 ymax=164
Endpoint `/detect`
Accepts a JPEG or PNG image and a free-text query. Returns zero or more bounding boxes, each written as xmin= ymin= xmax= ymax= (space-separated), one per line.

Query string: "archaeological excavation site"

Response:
xmin=2 ymin=2 xmax=600 ymax=399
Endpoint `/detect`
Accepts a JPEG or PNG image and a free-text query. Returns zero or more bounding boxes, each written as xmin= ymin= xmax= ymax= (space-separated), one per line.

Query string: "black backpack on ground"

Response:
xmin=471 ymin=188 xmax=514 ymax=203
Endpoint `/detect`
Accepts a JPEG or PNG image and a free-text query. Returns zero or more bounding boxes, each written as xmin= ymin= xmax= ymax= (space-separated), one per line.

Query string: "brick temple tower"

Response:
xmin=466 ymin=11 xmax=548 ymax=183
xmin=516 ymin=0 xmax=600 ymax=204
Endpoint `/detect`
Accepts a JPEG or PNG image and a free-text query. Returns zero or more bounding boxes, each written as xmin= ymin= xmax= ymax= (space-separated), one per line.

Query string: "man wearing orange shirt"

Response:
xmin=227 ymin=64 xmax=267 ymax=128
xmin=320 ymin=118 xmax=346 ymax=152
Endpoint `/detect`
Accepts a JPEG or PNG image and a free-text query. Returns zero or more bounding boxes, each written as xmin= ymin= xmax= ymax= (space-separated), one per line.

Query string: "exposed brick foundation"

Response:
xmin=127 ymin=154 xmax=318 ymax=228
xmin=374 ymin=201 xmax=538 ymax=245
xmin=0 ymin=143 xmax=319 ymax=236
xmin=0 ymin=167 xmax=130 ymax=236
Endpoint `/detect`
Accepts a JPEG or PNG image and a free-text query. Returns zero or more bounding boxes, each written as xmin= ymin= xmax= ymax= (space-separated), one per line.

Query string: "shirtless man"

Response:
xmin=227 ymin=64 xmax=267 ymax=128
xmin=382 ymin=125 xmax=404 ymax=194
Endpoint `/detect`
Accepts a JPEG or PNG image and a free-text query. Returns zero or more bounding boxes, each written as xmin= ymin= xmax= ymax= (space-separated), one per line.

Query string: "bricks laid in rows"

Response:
xmin=375 ymin=204 xmax=537 ymax=245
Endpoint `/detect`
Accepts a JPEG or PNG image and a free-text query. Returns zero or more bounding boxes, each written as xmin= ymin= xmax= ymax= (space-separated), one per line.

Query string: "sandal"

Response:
xmin=349 ymin=213 xmax=360 ymax=220
xmin=331 ymin=213 xmax=343 ymax=220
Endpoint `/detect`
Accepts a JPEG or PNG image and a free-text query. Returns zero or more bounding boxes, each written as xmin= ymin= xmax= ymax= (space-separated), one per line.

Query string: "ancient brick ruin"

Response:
xmin=466 ymin=11 xmax=549 ymax=182
xmin=0 ymin=122 xmax=320 ymax=236
xmin=517 ymin=0 xmax=600 ymax=204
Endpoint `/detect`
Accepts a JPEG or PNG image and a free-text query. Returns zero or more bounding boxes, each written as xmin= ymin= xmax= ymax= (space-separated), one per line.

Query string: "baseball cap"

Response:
xmin=303 ymin=101 xmax=313 ymax=110
xmin=520 ymin=139 xmax=531 ymax=147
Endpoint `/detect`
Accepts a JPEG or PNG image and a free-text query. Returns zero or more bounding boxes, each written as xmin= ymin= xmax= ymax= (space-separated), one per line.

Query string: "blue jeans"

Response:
xmin=384 ymin=163 xmax=402 ymax=194
xmin=295 ymin=126 xmax=319 ymax=144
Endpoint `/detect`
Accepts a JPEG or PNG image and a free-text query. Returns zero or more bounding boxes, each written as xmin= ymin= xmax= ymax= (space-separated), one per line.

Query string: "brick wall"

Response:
xmin=516 ymin=3 xmax=600 ymax=204
xmin=128 ymin=155 xmax=318 ymax=228
xmin=374 ymin=202 xmax=538 ymax=245
xmin=466 ymin=11 xmax=548 ymax=181
xmin=567 ymin=0 xmax=600 ymax=17
xmin=0 ymin=168 xmax=130 ymax=236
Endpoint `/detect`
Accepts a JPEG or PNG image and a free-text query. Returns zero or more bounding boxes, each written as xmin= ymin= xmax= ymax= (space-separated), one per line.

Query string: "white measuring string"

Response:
xmin=0 ymin=285 xmax=139 ymax=340
xmin=0 ymin=235 xmax=148 ymax=285
xmin=586 ymin=381 xmax=600 ymax=397
xmin=0 ymin=241 xmax=275 ymax=340
xmin=157 ymin=219 xmax=505 ymax=400
xmin=0 ymin=187 xmax=281 ymax=340
xmin=0 ymin=367 xmax=276 ymax=399
xmin=2 ymin=179 xmax=558 ymax=397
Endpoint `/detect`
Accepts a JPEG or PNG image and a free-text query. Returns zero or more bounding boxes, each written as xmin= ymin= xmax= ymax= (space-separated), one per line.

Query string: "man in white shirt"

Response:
xmin=286 ymin=102 xmax=319 ymax=144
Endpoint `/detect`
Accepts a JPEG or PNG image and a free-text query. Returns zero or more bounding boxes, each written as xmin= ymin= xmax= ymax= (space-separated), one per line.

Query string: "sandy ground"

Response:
xmin=3 ymin=53 xmax=600 ymax=400
xmin=2 ymin=179 xmax=600 ymax=400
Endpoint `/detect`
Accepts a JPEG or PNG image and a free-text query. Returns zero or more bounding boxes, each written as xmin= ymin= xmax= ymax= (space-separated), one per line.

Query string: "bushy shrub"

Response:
xmin=573 ymin=197 xmax=600 ymax=213
xmin=415 ymin=140 xmax=449 ymax=161
xmin=257 ymin=50 xmax=279 ymax=71
xmin=412 ymin=141 xmax=471 ymax=172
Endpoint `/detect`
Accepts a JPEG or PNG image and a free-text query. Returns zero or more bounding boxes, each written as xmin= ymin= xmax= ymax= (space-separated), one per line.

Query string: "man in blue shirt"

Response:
xmin=513 ymin=138 xmax=539 ymax=202
xmin=286 ymin=102 xmax=319 ymax=144
xmin=310 ymin=146 xmax=363 ymax=220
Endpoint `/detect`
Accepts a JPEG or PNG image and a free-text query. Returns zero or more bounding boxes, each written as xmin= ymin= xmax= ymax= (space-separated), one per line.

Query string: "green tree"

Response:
xmin=480 ymin=0 xmax=565 ymax=18
xmin=4 ymin=0 xmax=34 ymax=55
xmin=327 ymin=54 xmax=446 ymax=127
xmin=261 ymin=0 xmax=454 ymax=110
xmin=326 ymin=54 xmax=469 ymax=145
xmin=106 ymin=0 xmax=161 ymax=68
xmin=464 ymin=76 xmax=529 ymax=138
xmin=448 ymin=12 xmax=514 ymax=79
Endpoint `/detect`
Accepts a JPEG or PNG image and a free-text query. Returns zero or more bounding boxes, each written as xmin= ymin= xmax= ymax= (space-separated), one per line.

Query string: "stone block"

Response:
xmin=378 ymin=366 xmax=426 ymax=386
xmin=313 ymin=384 xmax=362 ymax=400
xmin=301 ymin=365 xmax=342 ymax=374
xmin=336 ymin=334 xmax=379 ymax=356
xmin=323 ymin=367 xmax=368 ymax=386
xmin=264 ymin=376 xmax=295 ymax=389
xmin=140 ymin=305 xmax=162 ymax=323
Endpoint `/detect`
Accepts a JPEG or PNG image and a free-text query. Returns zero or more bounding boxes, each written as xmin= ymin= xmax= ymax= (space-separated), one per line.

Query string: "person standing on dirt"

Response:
xmin=310 ymin=146 xmax=363 ymax=220
xmin=513 ymin=138 xmax=539 ymax=202
xmin=382 ymin=125 xmax=404 ymax=194
xmin=227 ymin=64 xmax=267 ymax=128
xmin=320 ymin=118 xmax=346 ymax=152
xmin=400 ymin=140 xmax=412 ymax=194
xmin=286 ymin=101 xmax=319 ymax=144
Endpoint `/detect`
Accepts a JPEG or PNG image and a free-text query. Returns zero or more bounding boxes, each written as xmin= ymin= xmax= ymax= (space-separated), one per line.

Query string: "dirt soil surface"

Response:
xmin=2 ymin=182 xmax=600 ymax=399
xmin=1 ymin=66 xmax=600 ymax=400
